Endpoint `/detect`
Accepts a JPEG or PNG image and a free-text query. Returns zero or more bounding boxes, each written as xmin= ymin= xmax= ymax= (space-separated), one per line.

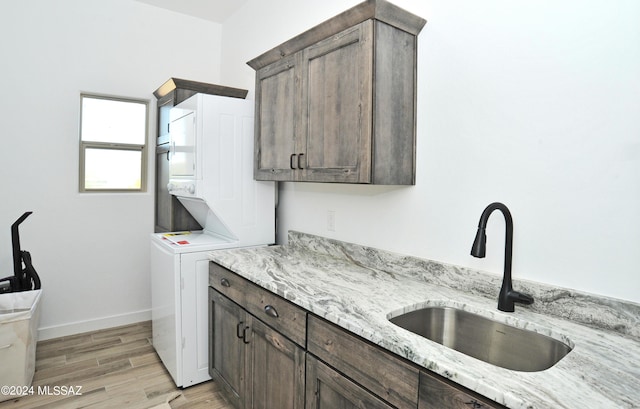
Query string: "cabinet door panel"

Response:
xmin=306 ymin=355 xmax=394 ymax=409
xmin=301 ymin=21 xmax=373 ymax=183
xmin=255 ymin=55 xmax=299 ymax=181
xmin=246 ymin=318 xmax=305 ymax=409
xmin=209 ymin=288 xmax=246 ymax=409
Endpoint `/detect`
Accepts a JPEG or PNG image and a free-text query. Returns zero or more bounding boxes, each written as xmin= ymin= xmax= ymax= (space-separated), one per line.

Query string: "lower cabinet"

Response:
xmin=305 ymin=354 xmax=395 ymax=409
xmin=209 ymin=263 xmax=507 ymax=409
xmin=419 ymin=371 xmax=504 ymax=409
xmin=209 ymin=288 xmax=305 ymax=409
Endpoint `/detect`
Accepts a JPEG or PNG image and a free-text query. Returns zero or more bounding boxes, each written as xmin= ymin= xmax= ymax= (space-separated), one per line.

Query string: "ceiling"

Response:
xmin=134 ymin=0 xmax=249 ymax=23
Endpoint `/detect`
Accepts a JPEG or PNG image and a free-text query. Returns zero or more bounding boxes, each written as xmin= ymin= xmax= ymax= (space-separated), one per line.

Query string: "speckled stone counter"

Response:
xmin=208 ymin=231 xmax=640 ymax=409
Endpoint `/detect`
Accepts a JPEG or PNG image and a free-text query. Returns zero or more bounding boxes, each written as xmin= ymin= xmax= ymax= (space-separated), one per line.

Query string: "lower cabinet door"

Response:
xmin=210 ymin=287 xmax=306 ymax=409
xmin=419 ymin=371 xmax=504 ymax=409
xmin=305 ymin=354 xmax=395 ymax=409
xmin=209 ymin=288 xmax=246 ymax=409
xmin=245 ymin=317 xmax=306 ymax=409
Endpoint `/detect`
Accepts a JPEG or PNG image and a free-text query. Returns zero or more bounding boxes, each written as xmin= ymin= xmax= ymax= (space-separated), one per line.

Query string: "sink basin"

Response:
xmin=389 ymin=307 xmax=572 ymax=372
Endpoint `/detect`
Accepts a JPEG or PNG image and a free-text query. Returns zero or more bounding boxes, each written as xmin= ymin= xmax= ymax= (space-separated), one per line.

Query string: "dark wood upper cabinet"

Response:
xmin=248 ymin=0 xmax=426 ymax=185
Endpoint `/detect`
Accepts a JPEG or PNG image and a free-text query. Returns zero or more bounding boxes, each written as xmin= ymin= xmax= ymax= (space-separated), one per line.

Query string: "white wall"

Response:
xmin=2 ymin=0 xmax=636 ymax=341
xmin=0 ymin=0 xmax=223 ymax=339
xmin=222 ymin=0 xmax=640 ymax=303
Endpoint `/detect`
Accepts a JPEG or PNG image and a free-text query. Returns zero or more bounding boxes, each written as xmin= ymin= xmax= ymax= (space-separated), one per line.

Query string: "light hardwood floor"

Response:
xmin=0 ymin=321 xmax=233 ymax=409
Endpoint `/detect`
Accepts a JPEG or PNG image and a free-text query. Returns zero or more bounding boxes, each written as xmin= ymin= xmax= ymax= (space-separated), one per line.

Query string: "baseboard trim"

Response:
xmin=38 ymin=309 xmax=151 ymax=341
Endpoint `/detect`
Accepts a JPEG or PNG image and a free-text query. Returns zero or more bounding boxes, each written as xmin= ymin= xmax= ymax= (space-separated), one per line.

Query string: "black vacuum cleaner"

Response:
xmin=0 ymin=211 xmax=41 ymax=293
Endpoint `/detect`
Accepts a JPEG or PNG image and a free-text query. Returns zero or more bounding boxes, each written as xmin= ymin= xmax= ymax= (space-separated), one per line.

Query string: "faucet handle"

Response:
xmin=499 ymin=290 xmax=534 ymax=312
xmin=510 ymin=290 xmax=534 ymax=305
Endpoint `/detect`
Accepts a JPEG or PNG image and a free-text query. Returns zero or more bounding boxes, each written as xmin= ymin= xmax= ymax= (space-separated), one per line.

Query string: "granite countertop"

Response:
xmin=208 ymin=231 xmax=640 ymax=409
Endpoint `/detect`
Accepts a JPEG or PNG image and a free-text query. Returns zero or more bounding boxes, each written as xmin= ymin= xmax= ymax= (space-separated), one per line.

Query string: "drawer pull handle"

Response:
xmin=465 ymin=400 xmax=485 ymax=408
xmin=290 ymin=153 xmax=296 ymax=169
xmin=236 ymin=321 xmax=245 ymax=339
xmin=264 ymin=305 xmax=279 ymax=318
xmin=242 ymin=326 xmax=251 ymax=344
xmin=0 ymin=344 xmax=12 ymax=350
xmin=297 ymin=153 xmax=305 ymax=169
xmin=220 ymin=278 xmax=230 ymax=287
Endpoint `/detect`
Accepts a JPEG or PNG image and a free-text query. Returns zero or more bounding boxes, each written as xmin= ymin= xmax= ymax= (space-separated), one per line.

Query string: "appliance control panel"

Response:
xmin=167 ymin=180 xmax=198 ymax=198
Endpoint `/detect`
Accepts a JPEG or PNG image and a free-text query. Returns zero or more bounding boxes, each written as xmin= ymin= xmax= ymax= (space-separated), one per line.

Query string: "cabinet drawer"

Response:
xmin=210 ymin=262 xmax=249 ymax=306
xmin=210 ymin=263 xmax=307 ymax=347
xmin=419 ymin=371 xmax=505 ymax=409
xmin=307 ymin=315 xmax=419 ymax=409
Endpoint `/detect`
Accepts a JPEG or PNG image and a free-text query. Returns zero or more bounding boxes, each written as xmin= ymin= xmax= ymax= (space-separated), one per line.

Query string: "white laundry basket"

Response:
xmin=0 ymin=289 xmax=42 ymax=402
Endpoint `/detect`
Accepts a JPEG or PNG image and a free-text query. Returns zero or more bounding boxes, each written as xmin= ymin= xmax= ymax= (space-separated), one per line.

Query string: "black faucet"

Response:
xmin=471 ymin=202 xmax=534 ymax=312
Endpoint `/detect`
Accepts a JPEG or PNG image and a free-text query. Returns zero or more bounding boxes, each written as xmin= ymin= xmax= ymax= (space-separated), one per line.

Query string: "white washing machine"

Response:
xmin=150 ymin=232 xmax=239 ymax=388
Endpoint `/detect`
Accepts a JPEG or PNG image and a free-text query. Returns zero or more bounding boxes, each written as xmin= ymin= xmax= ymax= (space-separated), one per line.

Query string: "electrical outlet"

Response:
xmin=327 ymin=210 xmax=336 ymax=232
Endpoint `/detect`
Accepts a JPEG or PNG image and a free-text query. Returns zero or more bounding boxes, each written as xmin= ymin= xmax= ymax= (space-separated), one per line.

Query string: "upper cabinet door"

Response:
xmin=300 ymin=21 xmax=374 ymax=183
xmin=254 ymin=54 xmax=300 ymax=181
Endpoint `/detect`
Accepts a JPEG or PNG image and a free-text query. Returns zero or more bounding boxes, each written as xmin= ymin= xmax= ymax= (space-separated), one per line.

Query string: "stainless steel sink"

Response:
xmin=389 ymin=307 xmax=572 ymax=372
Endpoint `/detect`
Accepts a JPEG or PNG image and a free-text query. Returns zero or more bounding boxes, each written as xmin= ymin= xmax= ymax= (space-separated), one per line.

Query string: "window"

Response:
xmin=79 ymin=94 xmax=149 ymax=192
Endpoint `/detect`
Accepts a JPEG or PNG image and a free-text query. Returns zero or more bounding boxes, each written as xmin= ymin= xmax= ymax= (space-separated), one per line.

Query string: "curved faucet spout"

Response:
xmin=470 ymin=202 xmax=533 ymax=312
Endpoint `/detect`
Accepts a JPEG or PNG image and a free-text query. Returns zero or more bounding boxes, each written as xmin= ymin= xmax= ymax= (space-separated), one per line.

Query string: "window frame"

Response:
xmin=79 ymin=93 xmax=150 ymax=193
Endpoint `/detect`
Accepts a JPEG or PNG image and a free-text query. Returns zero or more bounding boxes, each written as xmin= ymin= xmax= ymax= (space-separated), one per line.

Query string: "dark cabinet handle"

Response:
xmin=264 ymin=305 xmax=279 ymax=318
xmin=237 ymin=322 xmax=251 ymax=343
xmin=289 ymin=153 xmax=306 ymax=169
xmin=242 ymin=326 xmax=251 ymax=344
xmin=220 ymin=278 xmax=230 ymax=287
xmin=465 ymin=400 xmax=485 ymax=408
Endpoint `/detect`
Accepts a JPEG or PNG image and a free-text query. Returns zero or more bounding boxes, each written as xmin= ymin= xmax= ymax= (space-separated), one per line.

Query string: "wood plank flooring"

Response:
xmin=0 ymin=321 xmax=233 ymax=409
